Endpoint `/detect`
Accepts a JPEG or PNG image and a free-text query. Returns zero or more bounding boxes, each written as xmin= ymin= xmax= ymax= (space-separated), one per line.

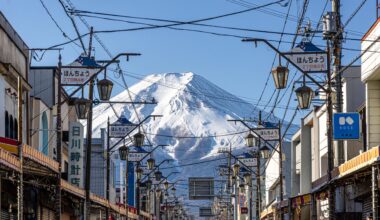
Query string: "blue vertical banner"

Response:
xmin=127 ymin=161 xmax=135 ymax=206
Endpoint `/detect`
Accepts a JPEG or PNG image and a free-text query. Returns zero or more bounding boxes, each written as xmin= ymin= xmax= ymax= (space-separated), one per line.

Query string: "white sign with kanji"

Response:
xmin=255 ymin=128 xmax=279 ymax=141
xmin=128 ymin=152 xmax=148 ymax=162
xmin=284 ymin=53 xmax=327 ymax=72
xmin=68 ymin=122 xmax=84 ymax=188
xmin=240 ymin=158 xmax=257 ymax=167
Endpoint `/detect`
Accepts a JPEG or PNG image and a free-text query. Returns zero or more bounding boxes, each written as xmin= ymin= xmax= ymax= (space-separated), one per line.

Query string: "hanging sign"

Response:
xmin=218 ymin=166 xmax=230 ymax=176
xmin=61 ymin=55 xmax=101 ymax=85
xmin=284 ymin=40 xmax=327 ymax=73
xmin=240 ymin=157 xmax=257 ymax=167
xmin=109 ymin=116 xmax=137 ymax=138
xmin=128 ymin=152 xmax=148 ymax=162
xmin=253 ymin=128 xmax=279 ymax=141
xmin=68 ymin=122 xmax=84 ymax=188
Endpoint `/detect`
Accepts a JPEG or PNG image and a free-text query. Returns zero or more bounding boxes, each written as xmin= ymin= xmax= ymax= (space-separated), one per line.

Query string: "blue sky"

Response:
xmin=0 ymin=0 xmax=375 ymax=124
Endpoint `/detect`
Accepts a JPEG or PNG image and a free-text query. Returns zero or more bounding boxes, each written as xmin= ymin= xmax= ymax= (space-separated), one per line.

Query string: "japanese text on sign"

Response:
xmin=284 ymin=53 xmax=327 ymax=72
xmin=254 ymin=128 xmax=279 ymax=141
xmin=68 ymin=122 xmax=84 ymax=188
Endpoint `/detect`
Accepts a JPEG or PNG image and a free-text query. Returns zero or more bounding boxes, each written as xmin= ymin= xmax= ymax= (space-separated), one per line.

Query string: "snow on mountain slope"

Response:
xmin=89 ymin=72 xmax=297 ymax=216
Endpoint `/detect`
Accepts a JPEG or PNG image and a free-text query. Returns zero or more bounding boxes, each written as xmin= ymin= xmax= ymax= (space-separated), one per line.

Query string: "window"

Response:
xmin=5 ymin=111 xmax=9 ymax=138
xmin=41 ymin=112 xmax=48 ymax=155
xmin=9 ymin=115 xmax=13 ymax=139
xmin=13 ymin=118 xmax=17 ymax=140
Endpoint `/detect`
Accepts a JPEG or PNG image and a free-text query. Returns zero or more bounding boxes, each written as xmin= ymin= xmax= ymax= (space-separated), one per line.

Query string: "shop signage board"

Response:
xmin=68 ymin=122 xmax=84 ymax=187
xmin=333 ymin=112 xmax=360 ymax=140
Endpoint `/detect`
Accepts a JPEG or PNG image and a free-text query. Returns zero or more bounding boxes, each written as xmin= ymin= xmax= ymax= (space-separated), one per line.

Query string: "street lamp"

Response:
xmin=239 ymin=183 xmax=245 ymax=193
xmin=155 ymin=170 xmax=162 ymax=181
xmin=164 ymin=181 xmax=169 ymax=191
xmin=260 ymin=145 xmax=271 ymax=159
xmin=233 ymin=163 xmax=240 ymax=177
xmin=97 ymin=77 xmax=113 ymax=101
xmin=271 ymin=65 xmax=289 ymax=89
xmin=245 ymin=133 xmax=257 ymax=148
xmin=134 ymin=132 xmax=145 ymax=147
xmin=243 ymin=173 xmax=252 ymax=187
xmin=146 ymin=179 xmax=152 ymax=190
xmin=147 ymin=158 xmax=155 ymax=170
xmin=295 ymin=84 xmax=314 ymax=109
xmin=74 ymin=97 xmax=92 ymax=119
xmin=136 ymin=167 xmax=143 ymax=180
xmin=118 ymin=145 xmax=128 ymax=160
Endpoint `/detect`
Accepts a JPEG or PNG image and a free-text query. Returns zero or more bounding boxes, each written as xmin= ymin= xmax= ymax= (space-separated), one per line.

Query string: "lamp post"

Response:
xmin=233 ymin=163 xmax=240 ymax=220
xmin=105 ymin=115 xmax=161 ymax=219
xmin=118 ymin=144 xmax=129 ymax=220
xmin=243 ymin=38 xmax=333 ymax=220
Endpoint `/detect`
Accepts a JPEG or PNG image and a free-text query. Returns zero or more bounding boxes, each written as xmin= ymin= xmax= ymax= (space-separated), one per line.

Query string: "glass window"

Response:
xmin=5 ymin=111 xmax=9 ymax=138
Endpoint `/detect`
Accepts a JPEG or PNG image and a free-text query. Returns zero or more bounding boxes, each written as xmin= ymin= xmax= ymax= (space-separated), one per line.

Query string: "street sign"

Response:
xmin=218 ymin=166 xmax=230 ymax=176
xmin=333 ymin=112 xmax=360 ymax=140
xmin=240 ymin=157 xmax=257 ymax=167
xmin=109 ymin=116 xmax=137 ymax=138
xmin=284 ymin=40 xmax=327 ymax=73
xmin=218 ymin=147 xmax=229 ymax=153
xmin=61 ymin=55 xmax=101 ymax=85
xmin=128 ymin=152 xmax=148 ymax=162
xmin=254 ymin=128 xmax=279 ymax=141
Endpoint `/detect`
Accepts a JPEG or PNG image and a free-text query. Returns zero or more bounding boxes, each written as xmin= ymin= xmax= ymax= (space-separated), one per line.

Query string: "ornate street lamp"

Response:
xmin=146 ymin=179 xmax=152 ymax=189
xmin=233 ymin=164 xmax=240 ymax=177
xmin=164 ymin=181 xmax=169 ymax=191
xmin=134 ymin=132 xmax=145 ymax=147
xmin=271 ymin=65 xmax=289 ymax=89
xmin=136 ymin=167 xmax=143 ymax=180
xmin=97 ymin=77 xmax=113 ymax=101
xmin=295 ymin=85 xmax=314 ymax=109
xmin=155 ymin=170 xmax=162 ymax=181
xmin=260 ymin=145 xmax=271 ymax=159
xmin=245 ymin=133 xmax=256 ymax=148
xmin=243 ymin=173 xmax=252 ymax=187
xmin=171 ymin=187 xmax=176 ymax=194
xmin=118 ymin=145 xmax=128 ymax=161
xmin=74 ymin=97 xmax=92 ymax=119
xmin=156 ymin=188 xmax=162 ymax=198
xmin=147 ymin=158 xmax=155 ymax=170
xmin=239 ymin=183 xmax=245 ymax=193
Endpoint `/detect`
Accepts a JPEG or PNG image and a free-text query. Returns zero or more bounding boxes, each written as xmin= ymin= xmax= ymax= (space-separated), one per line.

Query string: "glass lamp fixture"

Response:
xmin=271 ymin=64 xmax=289 ymax=89
xmin=97 ymin=76 xmax=113 ymax=101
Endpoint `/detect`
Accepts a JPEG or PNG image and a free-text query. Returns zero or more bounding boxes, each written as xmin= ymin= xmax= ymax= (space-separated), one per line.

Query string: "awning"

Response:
xmin=291 ymin=194 xmax=311 ymax=208
xmin=0 ymin=137 xmax=18 ymax=154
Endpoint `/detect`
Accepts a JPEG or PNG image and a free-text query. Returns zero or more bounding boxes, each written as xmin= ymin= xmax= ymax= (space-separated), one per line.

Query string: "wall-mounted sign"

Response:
xmin=61 ymin=56 xmax=101 ymax=85
xmin=68 ymin=122 xmax=84 ymax=188
xmin=333 ymin=112 xmax=360 ymax=140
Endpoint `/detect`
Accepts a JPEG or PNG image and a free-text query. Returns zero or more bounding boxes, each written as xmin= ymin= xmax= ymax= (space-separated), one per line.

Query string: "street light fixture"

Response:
xmin=97 ymin=77 xmax=113 ymax=101
xmin=164 ymin=181 xmax=169 ymax=191
xmin=136 ymin=167 xmax=144 ymax=180
xmin=239 ymin=183 xmax=245 ymax=193
xmin=171 ymin=187 xmax=176 ymax=194
xmin=260 ymin=145 xmax=271 ymax=159
xmin=146 ymin=179 xmax=152 ymax=190
xmin=233 ymin=163 xmax=240 ymax=177
xmin=118 ymin=145 xmax=128 ymax=160
xmin=245 ymin=133 xmax=256 ymax=148
xmin=155 ymin=170 xmax=162 ymax=181
xmin=74 ymin=97 xmax=92 ymax=119
xmin=295 ymin=84 xmax=314 ymax=109
xmin=147 ymin=158 xmax=155 ymax=170
xmin=134 ymin=132 xmax=145 ymax=147
xmin=243 ymin=173 xmax=252 ymax=187
xmin=271 ymin=65 xmax=289 ymax=89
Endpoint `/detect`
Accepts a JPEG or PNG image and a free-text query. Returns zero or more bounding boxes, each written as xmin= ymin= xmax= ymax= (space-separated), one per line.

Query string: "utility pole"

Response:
xmin=55 ymin=53 xmax=63 ymax=220
xmin=17 ymin=76 xmax=23 ymax=220
xmin=332 ymin=0 xmax=344 ymax=167
xmin=256 ymin=112 xmax=262 ymax=220
xmin=84 ymin=27 xmax=94 ymax=220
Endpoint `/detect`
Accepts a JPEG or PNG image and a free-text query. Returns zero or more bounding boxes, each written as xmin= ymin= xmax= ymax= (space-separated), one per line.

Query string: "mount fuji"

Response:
xmin=89 ymin=72 xmax=297 ymax=216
